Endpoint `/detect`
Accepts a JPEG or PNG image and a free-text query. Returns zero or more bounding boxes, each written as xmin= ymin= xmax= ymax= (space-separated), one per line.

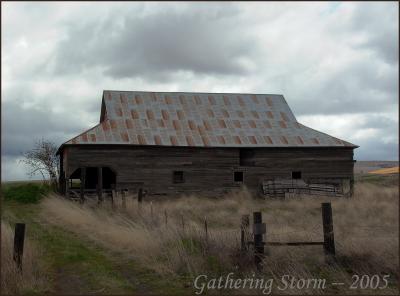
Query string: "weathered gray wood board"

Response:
xmin=61 ymin=145 xmax=355 ymax=197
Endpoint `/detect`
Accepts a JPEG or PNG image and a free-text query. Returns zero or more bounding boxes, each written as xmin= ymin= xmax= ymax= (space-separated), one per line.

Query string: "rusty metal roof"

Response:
xmin=63 ymin=91 xmax=357 ymax=148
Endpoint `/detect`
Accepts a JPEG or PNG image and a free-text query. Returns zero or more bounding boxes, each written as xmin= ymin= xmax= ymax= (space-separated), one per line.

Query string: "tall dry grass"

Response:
xmin=1 ymin=222 xmax=49 ymax=295
xmin=40 ymin=183 xmax=399 ymax=294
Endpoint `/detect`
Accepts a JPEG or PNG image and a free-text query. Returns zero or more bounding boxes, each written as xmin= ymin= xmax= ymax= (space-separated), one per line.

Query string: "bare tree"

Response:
xmin=20 ymin=139 xmax=60 ymax=189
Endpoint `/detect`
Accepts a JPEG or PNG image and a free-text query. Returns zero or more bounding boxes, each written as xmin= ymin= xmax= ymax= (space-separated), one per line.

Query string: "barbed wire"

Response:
xmin=264 ymin=223 xmax=397 ymax=239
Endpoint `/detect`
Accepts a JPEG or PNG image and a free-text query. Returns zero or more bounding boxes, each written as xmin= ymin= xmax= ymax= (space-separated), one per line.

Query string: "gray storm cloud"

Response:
xmin=52 ymin=4 xmax=256 ymax=80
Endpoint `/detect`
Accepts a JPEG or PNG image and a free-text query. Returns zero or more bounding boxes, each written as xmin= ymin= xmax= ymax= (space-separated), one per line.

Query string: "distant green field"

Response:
xmin=1 ymin=181 xmax=51 ymax=203
xmin=2 ymin=179 xmax=47 ymax=186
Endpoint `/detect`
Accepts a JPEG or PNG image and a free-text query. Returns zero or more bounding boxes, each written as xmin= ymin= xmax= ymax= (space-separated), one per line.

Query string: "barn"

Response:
xmin=57 ymin=90 xmax=358 ymax=198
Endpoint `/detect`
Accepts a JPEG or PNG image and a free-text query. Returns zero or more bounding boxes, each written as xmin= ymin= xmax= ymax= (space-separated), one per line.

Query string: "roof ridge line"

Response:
xmin=103 ymin=90 xmax=284 ymax=96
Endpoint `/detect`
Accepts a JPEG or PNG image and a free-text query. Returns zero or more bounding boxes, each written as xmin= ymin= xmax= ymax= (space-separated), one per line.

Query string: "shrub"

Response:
xmin=2 ymin=183 xmax=50 ymax=203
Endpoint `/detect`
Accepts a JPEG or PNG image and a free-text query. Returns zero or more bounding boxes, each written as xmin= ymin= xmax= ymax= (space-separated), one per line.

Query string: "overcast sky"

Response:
xmin=2 ymin=2 xmax=399 ymax=181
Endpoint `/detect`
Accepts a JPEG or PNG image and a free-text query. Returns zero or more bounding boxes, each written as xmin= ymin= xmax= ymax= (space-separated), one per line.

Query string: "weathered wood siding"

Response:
xmin=62 ymin=145 xmax=355 ymax=196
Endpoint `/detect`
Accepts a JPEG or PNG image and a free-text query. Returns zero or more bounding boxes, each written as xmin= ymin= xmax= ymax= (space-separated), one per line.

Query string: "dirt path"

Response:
xmin=53 ymin=266 xmax=94 ymax=295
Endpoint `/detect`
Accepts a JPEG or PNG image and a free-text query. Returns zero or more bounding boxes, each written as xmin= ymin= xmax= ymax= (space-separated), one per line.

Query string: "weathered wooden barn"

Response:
xmin=57 ymin=91 xmax=358 ymax=198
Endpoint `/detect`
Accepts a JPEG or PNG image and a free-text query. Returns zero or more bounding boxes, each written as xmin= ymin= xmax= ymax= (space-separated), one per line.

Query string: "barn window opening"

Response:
xmin=240 ymin=149 xmax=255 ymax=166
xmin=173 ymin=171 xmax=184 ymax=183
xmin=234 ymin=171 xmax=244 ymax=183
xmin=292 ymin=171 xmax=302 ymax=179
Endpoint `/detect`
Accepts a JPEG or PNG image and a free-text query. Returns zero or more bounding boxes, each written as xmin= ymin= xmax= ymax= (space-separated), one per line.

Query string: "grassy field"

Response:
xmin=369 ymin=167 xmax=399 ymax=175
xmin=1 ymin=174 xmax=398 ymax=295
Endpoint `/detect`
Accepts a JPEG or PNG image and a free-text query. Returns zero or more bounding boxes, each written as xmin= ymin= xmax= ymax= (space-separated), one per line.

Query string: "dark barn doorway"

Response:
xmin=68 ymin=167 xmax=116 ymax=190
xmin=102 ymin=167 xmax=116 ymax=189
xmin=86 ymin=167 xmax=98 ymax=189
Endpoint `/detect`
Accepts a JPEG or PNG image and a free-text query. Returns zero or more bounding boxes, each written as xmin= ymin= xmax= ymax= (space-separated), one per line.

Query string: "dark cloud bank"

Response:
xmin=53 ymin=5 xmax=254 ymax=80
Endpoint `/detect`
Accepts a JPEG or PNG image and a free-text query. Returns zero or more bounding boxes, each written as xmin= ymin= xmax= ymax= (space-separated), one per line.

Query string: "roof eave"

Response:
xmin=56 ymin=143 xmax=360 ymax=149
xmin=56 ymin=144 xmax=64 ymax=155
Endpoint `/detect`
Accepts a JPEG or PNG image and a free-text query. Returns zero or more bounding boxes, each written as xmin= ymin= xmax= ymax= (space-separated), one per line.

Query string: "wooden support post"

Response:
xmin=181 ymin=214 xmax=185 ymax=231
xmin=253 ymin=211 xmax=266 ymax=271
xmin=164 ymin=210 xmax=168 ymax=226
xmin=349 ymin=178 xmax=354 ymax=198
xmin=60 ymin=172 xmax=66 ymax=195
xmin=138 ymin=188 xmax=143 ymax=203
xmin=241 ymin=214 xmax=250 ymax=252
xmin=96 ymin=184 xmax=99 ymax=204
xmin=13 ymin=223 xmax=25 ymax=271
xmin=121 ymin=191 xmax=126 ymax=210
xmin=97 ymin=167 xmax=103 ymax=204
xmin=80 ymin=167 xmax=86 ymax=204
xmin=322 ymin=203 xmax=335 ymax=257
xmin=111 ymin=189 xmax=116 ymax=210
xmin=65 ymin=176 xmax=70 ymax=198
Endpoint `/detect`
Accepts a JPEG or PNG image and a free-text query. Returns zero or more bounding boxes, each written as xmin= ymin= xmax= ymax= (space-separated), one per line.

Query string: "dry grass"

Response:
xmin=1 ymin=221 xmax=49 ymax=295
xmin=40 ymin=183 xmax=399 ymax=294
xmin=368 ymin=167 xmax=399 ymax=175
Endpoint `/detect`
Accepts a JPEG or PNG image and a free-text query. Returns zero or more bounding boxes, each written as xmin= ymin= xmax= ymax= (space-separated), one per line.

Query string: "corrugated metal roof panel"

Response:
xmin=63 ymin=91 xmax=357 ymax=148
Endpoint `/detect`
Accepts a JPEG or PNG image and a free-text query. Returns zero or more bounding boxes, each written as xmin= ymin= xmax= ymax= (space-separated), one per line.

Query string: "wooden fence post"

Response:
xmin=97 ymin=167 xmax=103 ymax=204
xmin=204 ymin=217 xmax=208 ymax=243
xmin=13 ymin=223 xmax=25 ymax=271
xmin=253 ymin=212 xmax=266 ymax=271
xmin=181 ymin=214 xmax=185 ymax=231
xmin=322 ymin=203 xmax=335 ymax=257
xmin=241 ymin=214 xmax=250 ymax=252
xmin=164 ymin=210 xmax=168 ymax=226
xmin=150 ymin=201 xmax=154 ymax=223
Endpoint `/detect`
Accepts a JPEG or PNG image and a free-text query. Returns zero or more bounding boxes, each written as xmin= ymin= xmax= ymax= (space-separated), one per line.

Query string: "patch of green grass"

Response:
xmin=181 ymin=237 xmax=203 ymax=255
xmin=206 ymin=255 xmax=225 ymax=274
xmin=2 ymin=201 xmax=136 ymax=293
xmin=1 ymin=183 xmax=51 ymax=203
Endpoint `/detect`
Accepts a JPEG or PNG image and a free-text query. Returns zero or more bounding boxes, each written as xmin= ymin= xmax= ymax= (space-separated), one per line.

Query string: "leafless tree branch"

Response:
xmin=20 ymin=138 xmax=60 ymax=189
